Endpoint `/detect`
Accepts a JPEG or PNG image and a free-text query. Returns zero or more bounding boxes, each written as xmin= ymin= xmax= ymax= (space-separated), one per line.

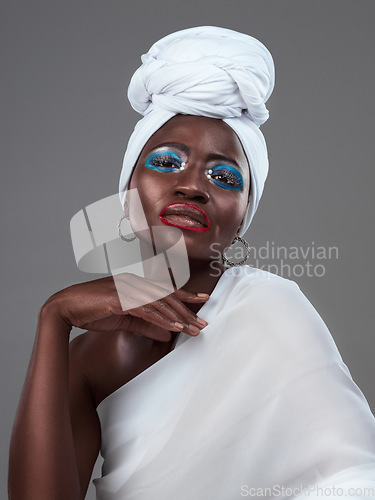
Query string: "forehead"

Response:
xmin=142 ymin=115 xmax=249 ymax=166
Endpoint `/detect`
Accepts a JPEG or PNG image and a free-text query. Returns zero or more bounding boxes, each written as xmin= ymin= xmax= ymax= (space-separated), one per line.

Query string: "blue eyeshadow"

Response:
xmin=209 ymin=164 xmax=244 ymax=190
xmin=145 ymin=150 xmax=183 ymax=172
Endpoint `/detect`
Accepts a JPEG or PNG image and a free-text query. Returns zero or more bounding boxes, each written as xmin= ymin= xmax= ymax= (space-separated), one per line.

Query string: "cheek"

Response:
xmin=127 ymin=172 xmax=152 ymax=229
xmin=128 ymin=169 xmax=171 ymax=233
xmin=210 ymin=194 xmax=248 ymax=249
xmin=130 ymin=170 xmax=158 ymax=208
xmin=130 ymin=167 xmax=168 ymax=201
xmin=224 ymin=190 xmax=248 ymax=225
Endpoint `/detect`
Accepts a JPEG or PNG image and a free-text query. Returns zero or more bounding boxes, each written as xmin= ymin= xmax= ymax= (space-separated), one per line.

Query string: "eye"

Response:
xmin=145 ymin=151 xmax=183 ymax=172
xmin=208 ymin=165 xmax=244 ymax=191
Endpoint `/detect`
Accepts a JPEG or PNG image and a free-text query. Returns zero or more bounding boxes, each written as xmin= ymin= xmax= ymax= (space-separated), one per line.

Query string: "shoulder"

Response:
xmin=69 ymin=329 xmax=121 ymax=374
xmin=221 ymin=266 xmax=341 ymax=363
xmin=211 ymin=265 xmax=303 ymax=319
xmin=69 ymin=329 xmax=176 ymax=407
xmin=69 ymin=330 xmax=128 ymax=407
xmin=220 ymin=265 xmax=301 ymax=298
xmin=69 ymin=329 xmax=119 ymax=360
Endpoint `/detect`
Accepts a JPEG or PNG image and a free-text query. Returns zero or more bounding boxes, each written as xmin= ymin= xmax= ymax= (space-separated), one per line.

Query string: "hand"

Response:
xmin=43 ymin=273 xmax=209 ymax=342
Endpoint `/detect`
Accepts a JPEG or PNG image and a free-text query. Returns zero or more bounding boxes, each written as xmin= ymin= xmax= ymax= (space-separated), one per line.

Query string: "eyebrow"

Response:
xmin=206 ymin=153 xmax=243 ymax=173
xmin=150 ymin=142 xmax=244 ymax=173
xmin=151 ymin=142 xmax=191 ymax=155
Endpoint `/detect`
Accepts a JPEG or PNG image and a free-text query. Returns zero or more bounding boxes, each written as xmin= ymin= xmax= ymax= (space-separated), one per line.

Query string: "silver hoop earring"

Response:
xmin=222 ymin=236 xmax=251 ymax=267
xmin=117 ymin=206 xmax=136 ymax=242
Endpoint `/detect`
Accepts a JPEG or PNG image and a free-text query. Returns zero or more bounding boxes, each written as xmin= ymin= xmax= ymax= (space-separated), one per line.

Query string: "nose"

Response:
xmin=173 ymin=164 xmax=210 ymax=203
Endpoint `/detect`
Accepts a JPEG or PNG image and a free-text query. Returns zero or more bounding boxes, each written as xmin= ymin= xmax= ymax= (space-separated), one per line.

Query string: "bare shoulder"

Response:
xmin=69 ymin=330 xmax=129 ymax=407
xmin=69 ymin=329 xmax=122 ymax=369
xmin=69 ymin=329 xmax=176 ymax=407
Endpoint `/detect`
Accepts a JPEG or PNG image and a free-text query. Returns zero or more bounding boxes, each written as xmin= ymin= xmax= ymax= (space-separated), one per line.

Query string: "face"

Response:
xmin=128 ymin=115 xmax=250 ymax=263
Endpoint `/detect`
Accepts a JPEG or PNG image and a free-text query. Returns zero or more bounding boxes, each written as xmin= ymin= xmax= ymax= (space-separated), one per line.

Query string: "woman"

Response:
xmin=8 ymin=27 xmax=375 ymax=500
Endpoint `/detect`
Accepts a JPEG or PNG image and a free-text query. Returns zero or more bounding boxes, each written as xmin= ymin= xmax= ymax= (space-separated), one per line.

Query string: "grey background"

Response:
xmin=1 ymin=1 xmax=374 ymax=498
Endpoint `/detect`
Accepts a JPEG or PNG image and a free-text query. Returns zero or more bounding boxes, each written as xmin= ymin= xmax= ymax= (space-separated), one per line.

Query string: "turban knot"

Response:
xmin=128 ymin=28 xmax=274 ymax=126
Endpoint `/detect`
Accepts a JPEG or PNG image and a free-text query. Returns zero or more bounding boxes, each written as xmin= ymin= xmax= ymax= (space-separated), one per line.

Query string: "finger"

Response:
xmin=112 ymin=276 xmax=209 ymax=330
xmin=174 ymin=289 xmax=210 ymax=303
xmin=150 ymin=298 xmax=188 ymax=324
xmin=150 ymin=298 xmax=204 ymax=335
xmin=114 ymin=274 xmax=210 ymax=307
xmin=114 ymin=277 xmax=176 ymax=311
xmin=129 ymin=304 xmax=197 ymax=336
xmin=124 ymin=316 xmax=173 ymax=342
xmin=163 ymin=294 xmax=208 ymax=329
xmin=115 ymin=273 xmax=175 ymax=297
xmin=123 ymin=289 xmax=207 ymax=334
xmin=116 ymin=274 xmax=210 ymax=305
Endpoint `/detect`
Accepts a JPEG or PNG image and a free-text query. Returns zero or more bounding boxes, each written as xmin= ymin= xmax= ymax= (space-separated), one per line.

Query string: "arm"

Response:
xmin=8 ymin=275 xmax=209 ymax=499
xmin=8 ymin=304 xmax=91 ymax=500
xmin=68 ymin=336 xmax=102 ymax=498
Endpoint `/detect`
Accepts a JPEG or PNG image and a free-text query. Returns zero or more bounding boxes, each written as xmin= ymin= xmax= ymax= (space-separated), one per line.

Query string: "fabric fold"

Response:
xmin=94 ymin=267 xmax=375 ymax=499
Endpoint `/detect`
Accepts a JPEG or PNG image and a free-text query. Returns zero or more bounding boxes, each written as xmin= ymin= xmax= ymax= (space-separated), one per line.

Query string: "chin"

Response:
xmin=137 ymin=224 xmax=189 ymax=257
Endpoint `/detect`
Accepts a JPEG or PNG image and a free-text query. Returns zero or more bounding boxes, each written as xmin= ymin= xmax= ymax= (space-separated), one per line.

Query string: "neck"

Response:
xmin=184 ymin=258 xmax=225 ymax=295
xmin=138 ymin=239 xmax=226 ymax=297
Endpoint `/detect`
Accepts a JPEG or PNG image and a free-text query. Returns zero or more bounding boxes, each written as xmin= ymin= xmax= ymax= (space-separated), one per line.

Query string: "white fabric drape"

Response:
xmin=93 ymin=267 xmax=375 ymax=499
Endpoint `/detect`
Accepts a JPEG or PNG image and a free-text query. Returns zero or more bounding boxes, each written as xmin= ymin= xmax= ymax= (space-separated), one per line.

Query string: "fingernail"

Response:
xmin=196 ymin=317 xmax=208 ymax=327
xmin=197 ymin=293 xmax=210 ymax=298
xmin=188 ymin=324 xmax=201 ymax=335
xmin=175 ymin=322 xmax=184 ymax=330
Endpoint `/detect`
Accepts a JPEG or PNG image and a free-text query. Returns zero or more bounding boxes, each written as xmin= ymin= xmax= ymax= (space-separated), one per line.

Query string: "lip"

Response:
xmin=159 ymin=203 xmax=209 ymax=232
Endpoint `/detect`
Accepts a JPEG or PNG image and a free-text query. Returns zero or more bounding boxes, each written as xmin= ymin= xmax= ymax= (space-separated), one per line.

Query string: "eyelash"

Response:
xmin=145 ymin=152 xmax=183 ymax=172
xmin=145 ymin=152 xmax=243 ymax=191
xmin=209 ymin=166 xmax=243 ymax=191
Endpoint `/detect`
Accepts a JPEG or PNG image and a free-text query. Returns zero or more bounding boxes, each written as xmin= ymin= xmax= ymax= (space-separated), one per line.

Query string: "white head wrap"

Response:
xmin=119 ymin=26 xmax=275 ymax=235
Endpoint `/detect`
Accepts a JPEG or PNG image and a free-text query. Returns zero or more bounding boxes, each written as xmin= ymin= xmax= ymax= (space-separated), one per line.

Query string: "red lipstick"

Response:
xmin=159 ymin=203 xmax=209 ymax=232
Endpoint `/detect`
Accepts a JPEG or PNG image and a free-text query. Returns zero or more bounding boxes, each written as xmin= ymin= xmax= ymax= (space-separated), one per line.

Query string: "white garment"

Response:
xmin=118 ymin=26 xmax=275 ymax=235
xmin=93 ymin=267 xmax=375 ymax=499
